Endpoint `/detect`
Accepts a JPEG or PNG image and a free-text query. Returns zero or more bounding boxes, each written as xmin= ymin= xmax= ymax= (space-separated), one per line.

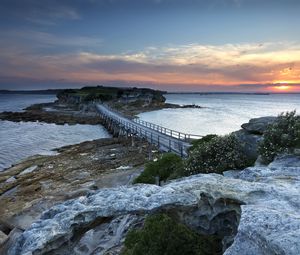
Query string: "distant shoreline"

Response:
xmin=0 ymin=89 xmax=62 ymax=95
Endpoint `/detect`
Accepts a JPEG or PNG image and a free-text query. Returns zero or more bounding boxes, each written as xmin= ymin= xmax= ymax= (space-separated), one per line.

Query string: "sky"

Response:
xmin=0 ymin=0 xmax=300 ymax=92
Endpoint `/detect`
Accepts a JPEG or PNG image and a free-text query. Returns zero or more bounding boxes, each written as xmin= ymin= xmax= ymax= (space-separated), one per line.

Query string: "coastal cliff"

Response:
xmin=5 ymin=154 xmax=300 ymax=255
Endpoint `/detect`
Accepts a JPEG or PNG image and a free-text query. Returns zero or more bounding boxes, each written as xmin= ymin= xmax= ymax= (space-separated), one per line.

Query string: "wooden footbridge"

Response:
xmin=96 ymin=104 xmax=202 ymax=157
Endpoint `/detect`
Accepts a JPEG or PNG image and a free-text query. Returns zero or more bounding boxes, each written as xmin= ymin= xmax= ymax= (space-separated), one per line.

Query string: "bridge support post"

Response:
xmin=148 ymin=148 xmax=152 ymax=160
xmin=180 ymin=143 xmax=183 ymax=157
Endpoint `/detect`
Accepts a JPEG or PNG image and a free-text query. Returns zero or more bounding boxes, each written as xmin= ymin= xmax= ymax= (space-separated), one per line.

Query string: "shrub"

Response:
xmin=122 ymin=214 xmax=222 ymax=255
xmin=188 ymin=134 xmax=218 ymax=152
xmin=258 ymin=111 xmax=300 ymax=163
xmin=186 ymin=134 xmax=253 ymax=175
xmin=83 ymin=93 xmax=113 ymax=102
xmin=133 ymin=153 xmax=184 ymax=185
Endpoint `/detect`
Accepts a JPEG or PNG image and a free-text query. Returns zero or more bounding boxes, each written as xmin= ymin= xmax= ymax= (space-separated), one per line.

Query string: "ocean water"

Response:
xmin=0 ymin=94 xmax=57 ymax=112
xmin=0 ymin=94 xmax=110 ymax=171
xmin=138 ymin=93 xmax=300 ymax=136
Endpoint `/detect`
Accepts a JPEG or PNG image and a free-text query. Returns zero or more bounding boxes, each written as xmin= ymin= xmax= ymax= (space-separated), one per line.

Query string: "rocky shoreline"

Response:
xmin=0 ymin=92 xmax=206 ymax=254
xmin=0 ymin=100 xmax=203 ymax=125
xmin=0 ymin=101 xmax=103 ymax=125
xmin=0 ymin=137 xmax=156 ymax=252
xmin=109 ymin=102 xmax=203 ymax=118
xmin=4 ymin=154 xmax=300 ymax=255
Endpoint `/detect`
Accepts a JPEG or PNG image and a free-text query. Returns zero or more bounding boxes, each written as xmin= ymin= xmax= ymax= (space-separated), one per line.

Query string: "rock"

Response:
xmin=179 ymin=104 xmax=203 ymax=109
xmin=269 ymin=154 xmax=300 ymax=168
xmin=233 ymin=129 xmax=262 ymax=161
xmin=69 ymin=214 xmax=143 ymax=255
xmin=241 ymin=116 xmax=276 ymax=135
xmin=18 ymin=166 xmax=38 ymax=176
xmin=0 ymin=102 xmax=104 ymax=125
xmin=7 ymin=156 xmax=300 ymax=255
xmin=0 ymin=230 xmax=8 ymax=246
xmin=0 ymin=228 xmax=23 ymax=255
xmin=234 ymin=116 xmax=277 ymax=161
xmin=5 ymin=176 xmax=16 ymax=183
xmin=0 ymin=138 xmax=149 ymax=237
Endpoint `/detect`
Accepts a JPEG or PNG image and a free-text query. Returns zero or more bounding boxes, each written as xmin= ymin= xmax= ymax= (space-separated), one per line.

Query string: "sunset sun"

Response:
xmin=273 ymin=85 xmax=291 ymax=91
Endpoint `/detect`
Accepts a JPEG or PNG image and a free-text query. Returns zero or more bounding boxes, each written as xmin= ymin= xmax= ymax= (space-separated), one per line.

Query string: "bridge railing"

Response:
xmin=96 ymin=103 xmax=203 ymax=157
xmin=96 ymin=103 xmax=202 ymax=142
xmin=100 ymin=110 xmax=189 ymax=156
xmin=133 ymin=118 xmax=202 ymax=141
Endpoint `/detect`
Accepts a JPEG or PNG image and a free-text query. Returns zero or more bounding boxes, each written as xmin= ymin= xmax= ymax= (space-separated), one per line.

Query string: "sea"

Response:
xmin=138 ymin=93 xmax=300 ymax=136
xmin=0 ymin=94 xmax=110 ymax=171
xmin=1 ymin=93 xmax=299 ymax=171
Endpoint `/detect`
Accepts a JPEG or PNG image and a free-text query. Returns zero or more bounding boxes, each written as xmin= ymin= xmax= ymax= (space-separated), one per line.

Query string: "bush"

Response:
xmin=133 ymin=153 xmax=184 ymax=185
xmin=189 ymin=134 xmax=218 ymax=152
xmin=258 ymin=111 xmax=300 ymax=163
xmin=186 ymin=134 xmax=253 ymax=175
xmin=122 ymin=214 xmax=222 ymax=255
xmin=83 ymin=93 xmax=113 ymax=102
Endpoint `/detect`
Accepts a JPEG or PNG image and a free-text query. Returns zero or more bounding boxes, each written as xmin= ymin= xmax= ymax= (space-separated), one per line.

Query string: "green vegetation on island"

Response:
xmin=57 ymin=85 xmax=166 ymax=105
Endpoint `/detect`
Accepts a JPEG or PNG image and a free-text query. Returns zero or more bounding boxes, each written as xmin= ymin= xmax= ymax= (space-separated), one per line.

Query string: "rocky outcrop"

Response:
xmin=233 ymin=130 xmax=262 ymax=161
xmin=0 ymin=102 xmax=103 ymax=125
xmin=7 ymin=155 xmax=300 ymax=255
xmin=233 ymin=116 xmax=276 ymax=161
xmin=0 ymin=138 xmax=149 ymax=239
xmin=241 ymin=116 xmax=276 ymax=135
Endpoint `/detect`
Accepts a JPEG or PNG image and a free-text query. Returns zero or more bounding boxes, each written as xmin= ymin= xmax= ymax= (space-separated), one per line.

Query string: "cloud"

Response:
xmin=69 ymin=42 xmax=300 ymax=84
xmin=0 ymin=41 xmax=300 ymax=91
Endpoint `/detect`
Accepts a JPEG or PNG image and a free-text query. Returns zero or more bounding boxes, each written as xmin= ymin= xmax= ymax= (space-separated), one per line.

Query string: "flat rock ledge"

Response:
xmin=7 ymin=155 xmax=300 ymax=255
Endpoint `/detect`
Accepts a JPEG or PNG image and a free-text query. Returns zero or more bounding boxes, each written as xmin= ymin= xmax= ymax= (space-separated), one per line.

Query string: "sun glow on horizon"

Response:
xmin=274 ymin=85 xmax=291 ymax=91
xmin=271 ymin=82 xmax=294 ymax=92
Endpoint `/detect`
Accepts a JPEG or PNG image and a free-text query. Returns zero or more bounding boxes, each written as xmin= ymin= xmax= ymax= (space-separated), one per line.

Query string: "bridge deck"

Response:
xmin=96 ymin=104 xmax=202 ymax=157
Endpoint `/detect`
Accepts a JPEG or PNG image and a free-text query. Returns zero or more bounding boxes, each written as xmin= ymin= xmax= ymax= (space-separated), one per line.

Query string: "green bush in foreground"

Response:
xmin=186 ymin=134 xmax=253 ymax=175
xmin=122 ymin=214 xmax=222 ymax=255
xmin=259 ymin=111 xmax=300 ymax=163
xmin=189 ymin=134 xmax=218 ymax=153
xmin=133 ymin=153 xmax=184 ymax=184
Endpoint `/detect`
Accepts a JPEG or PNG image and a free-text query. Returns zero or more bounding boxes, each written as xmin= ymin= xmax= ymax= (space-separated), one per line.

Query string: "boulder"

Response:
xmin=234 ymin=116 xmax=277 ymax=161
xmin=233 ymin=129 xmax=262 ymax=161
xmin=7 ymin=155 xmax=300 ymax=255
xmin=241 ymin=116 xmax=276 ymax=135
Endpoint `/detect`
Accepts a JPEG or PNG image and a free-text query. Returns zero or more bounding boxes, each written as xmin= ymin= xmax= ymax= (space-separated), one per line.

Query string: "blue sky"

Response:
xmin=1 ymin=0 xmax=300 ymax=91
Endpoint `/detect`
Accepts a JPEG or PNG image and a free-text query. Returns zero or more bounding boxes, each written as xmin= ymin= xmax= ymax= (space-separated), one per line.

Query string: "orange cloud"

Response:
xmin=1 ymin=42 xmax=300 ymax=91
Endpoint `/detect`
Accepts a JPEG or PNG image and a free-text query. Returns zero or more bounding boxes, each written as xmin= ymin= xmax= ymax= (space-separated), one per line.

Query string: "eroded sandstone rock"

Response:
xmin=7 ymin=155 xmax=300 ymax=255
